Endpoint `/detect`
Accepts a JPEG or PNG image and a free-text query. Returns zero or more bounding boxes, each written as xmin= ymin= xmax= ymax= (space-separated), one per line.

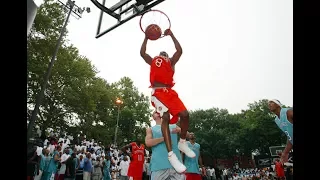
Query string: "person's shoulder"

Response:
xmin=146 ymin=127 xmax=153 ymax=132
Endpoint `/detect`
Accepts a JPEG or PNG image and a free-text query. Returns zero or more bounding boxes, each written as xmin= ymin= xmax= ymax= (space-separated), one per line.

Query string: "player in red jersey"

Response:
xmin=140 ymin=29 xmax=195 ymax=173
xmin=121 ymin=141 xmax=146 ymax=180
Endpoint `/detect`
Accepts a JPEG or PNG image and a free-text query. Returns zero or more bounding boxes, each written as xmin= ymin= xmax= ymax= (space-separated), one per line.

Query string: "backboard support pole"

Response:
xmin=90 ymin=0 xmax=120 ymax=19
xmin=27 ymin=0 xmax=38 ymax=35
xmin=96 ymin=12 xmax=136 ymax=38
xmin=96 ymin=0 xmax=106 ymax=35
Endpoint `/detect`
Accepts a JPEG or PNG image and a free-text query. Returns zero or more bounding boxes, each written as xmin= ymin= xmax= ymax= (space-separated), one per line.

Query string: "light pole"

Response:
xmin=114 ymin=98 xmax=123 ymax=146
xmin=27 ymin=0 xmax=38 ymax=35
xmin=27 ymin=0 xmax=90 ymax=144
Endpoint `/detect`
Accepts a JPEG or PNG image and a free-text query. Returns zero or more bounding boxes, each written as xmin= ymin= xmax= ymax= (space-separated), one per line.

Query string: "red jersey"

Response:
xmin=150 ymin=56 xmax=175 ymax=87
xmin=127 ymin=142 xmax=145 ymax=178
xmin=275 ymin=161 xmax=285 ymax=177
xmin=130 ymin=142 xmax=145 ymax=164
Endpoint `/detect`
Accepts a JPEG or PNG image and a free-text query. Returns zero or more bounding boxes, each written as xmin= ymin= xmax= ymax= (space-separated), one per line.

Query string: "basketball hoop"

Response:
xmin=139 ymin=9 xmax=171 ymax=39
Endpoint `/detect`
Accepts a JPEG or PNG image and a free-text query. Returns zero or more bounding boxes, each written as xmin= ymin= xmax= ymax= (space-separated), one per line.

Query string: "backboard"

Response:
xmin=90 ymin=0 xmax=166 ymax=38
xmin=269 ymin=146 xmax=285 ymax=157
xmin=257 ymin=158 xmax=272 ymax=167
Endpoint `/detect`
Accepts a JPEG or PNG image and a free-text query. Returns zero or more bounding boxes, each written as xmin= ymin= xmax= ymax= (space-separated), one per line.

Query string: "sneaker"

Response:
xmin=178 ymin=141 xmax=196 ymax=158
xmin=168 ymin=152 xmax=186 ymax=173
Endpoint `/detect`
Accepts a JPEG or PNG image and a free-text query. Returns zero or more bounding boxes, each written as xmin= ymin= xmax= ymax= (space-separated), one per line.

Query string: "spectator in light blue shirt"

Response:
xmin=83 ymin=153 xmax=93 ymax=180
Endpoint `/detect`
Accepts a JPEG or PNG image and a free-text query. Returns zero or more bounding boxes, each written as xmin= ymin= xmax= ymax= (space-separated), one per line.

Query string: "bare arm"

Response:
xmin=169 ymin=32 xmax=182 ymax=65
xmin=283 ymin=109 xmax=293 ymax=154
xmin=27 ymin=151 xmax=37 ymax=164
xmin=287 ymin=109 xmax=293 ymax=124
xmin=140 ymin=36 xmax=153 ymax=65
xmin=198 ymin=152 xmax=204 ymax=168
xmin=66 ymin=160 xmax=71 ymax=175
xmin=181 ymin=152 xmax=185 ymax=163
xmin=54 ymin=153 xmax=60 ymax=161
xmin=199 ymin=151 xmax=206 ymax=176
xmin=145 ymin=127 xmax=164 ymax=147
xmin=36 ymin=155 xmax=41 ymax=173
xmin=283 ymin=140 xmax=293 ymax=154
xmin=173 ymin=125 xmax=190 ymax=138
xmin=76 ymin=158 xmax=80 ymax=169
xmin=121 ymin=143 xmax=132 ymax=153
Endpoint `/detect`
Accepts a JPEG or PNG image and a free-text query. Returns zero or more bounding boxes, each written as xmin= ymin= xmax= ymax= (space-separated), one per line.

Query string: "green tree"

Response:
xmin=27 ymin=0 xmax=152 ymax=146
xmin=236 ymin=99 xmax=287 ymax=156
xmin=187 ymin=99 xmax=288 ymax=164
xmin=188 ymin=108 xmax=240 ymax=160
xmin=27 ymin=0 xmax=75 ymax=131
xmin=27 ymin=0 xmax=104 ymax=134
xmin=110 ymin=77 xmax=152 ymax=143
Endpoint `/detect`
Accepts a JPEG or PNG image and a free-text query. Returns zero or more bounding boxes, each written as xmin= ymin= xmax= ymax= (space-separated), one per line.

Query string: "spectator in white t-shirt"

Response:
xmin=209 ymin=167 xmax=216 ymax=180
xmin=119 ymin=156 xmax=130 ymax=180
xmin=57 ymin=149 xmax=70 ymax=179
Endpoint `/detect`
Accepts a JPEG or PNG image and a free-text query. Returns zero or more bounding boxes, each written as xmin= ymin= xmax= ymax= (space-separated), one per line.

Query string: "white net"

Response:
xmin=140 ymin=10 xmax=171 ymax=38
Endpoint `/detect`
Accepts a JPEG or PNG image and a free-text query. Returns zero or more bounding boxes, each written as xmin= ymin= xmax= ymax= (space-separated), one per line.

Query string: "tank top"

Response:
xmin=184 ymin=141 xmax=201 ymax=174
xmin=274 ymin=108 xmax=293 ymax=144
xmin=131 ymin=142 xmax=145 ymax=164
xmin=149 ymin=56 xmax=175 ymax=87
xmin=150 ymin=124 xmax=181 ymax=172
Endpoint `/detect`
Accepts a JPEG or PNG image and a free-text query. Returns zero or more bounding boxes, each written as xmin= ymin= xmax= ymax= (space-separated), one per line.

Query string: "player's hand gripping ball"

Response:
xmin=145 ymin=24 xmax=162 ymax=40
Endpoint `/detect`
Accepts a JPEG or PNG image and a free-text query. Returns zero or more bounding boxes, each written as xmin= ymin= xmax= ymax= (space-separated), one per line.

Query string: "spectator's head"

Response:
xmin=56 ymin=145 xmax=62 ymax=152
xmin=64 ymin=148 xmax=70 ymax=155
xmin=50 ymin=139 xmax=55 ymax=145
xmin=123 ymin=156 xmax=128 ymax=161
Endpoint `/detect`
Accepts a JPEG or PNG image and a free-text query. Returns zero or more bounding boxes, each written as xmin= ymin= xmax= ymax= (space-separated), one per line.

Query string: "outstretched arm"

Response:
xmin=198 ymin=149 xmax=206 ymax=175
xmin=145 ymin=127 xmax=164 ymax=147
xmin=165 ymin=29 xmax=183 ymax=65
xmin=287 ymin=109 xmax=293 ymax=124
xmin=140 ymin=36 xmax=153 ymax=65
xmin=172 ymin=125 xmax=190 ymax=138
xmin=281 ymin=139 xmax=293 ymax=163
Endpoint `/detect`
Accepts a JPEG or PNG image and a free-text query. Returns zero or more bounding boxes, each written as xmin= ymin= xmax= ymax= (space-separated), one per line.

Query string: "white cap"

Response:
xmin=268 ymin=99 xmax=282 ymax=107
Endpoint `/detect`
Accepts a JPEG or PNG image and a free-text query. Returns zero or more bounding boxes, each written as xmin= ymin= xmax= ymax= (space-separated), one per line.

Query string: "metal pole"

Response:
xmin=27 ymin=1 xmax=75 ymax=144
xmin=27 ymin=0 xmax=38 ymax=35
xmin=114 ymin=105 xmax=120 ymax=146
xmin=96 ymin=0 xmax=106 ymax=36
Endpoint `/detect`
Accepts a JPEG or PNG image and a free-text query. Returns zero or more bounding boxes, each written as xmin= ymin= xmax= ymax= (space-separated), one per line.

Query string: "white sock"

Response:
xmin=168 ymin=151 xmax=173 ymax=157
xmin=179 ymin=138 xmax=186 ymax=143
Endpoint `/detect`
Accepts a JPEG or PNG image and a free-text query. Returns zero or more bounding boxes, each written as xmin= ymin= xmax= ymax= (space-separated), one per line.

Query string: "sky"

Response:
xmin=35 ymin=0 xmax=293 ymax=126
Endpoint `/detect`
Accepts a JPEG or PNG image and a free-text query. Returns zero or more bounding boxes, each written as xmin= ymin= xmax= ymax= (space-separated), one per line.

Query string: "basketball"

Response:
xmin=145 ymin=24 xmax=162 ymax=40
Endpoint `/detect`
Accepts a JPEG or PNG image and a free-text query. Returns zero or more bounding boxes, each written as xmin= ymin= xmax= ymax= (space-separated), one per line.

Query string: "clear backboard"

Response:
xmin=90 ymin=0 xmax=167 ymax=38
xmin=269 ymin=146 xmax=286 ymax=157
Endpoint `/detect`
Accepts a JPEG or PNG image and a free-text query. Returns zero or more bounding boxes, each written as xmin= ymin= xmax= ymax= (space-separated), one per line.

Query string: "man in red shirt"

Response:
xmin=122 ymin=141 xmax=146 ymax=180
xmin=140 ymin=29 xmax=195 ymax=173
xmin=275 ymin=159 xmax=285 ymax=180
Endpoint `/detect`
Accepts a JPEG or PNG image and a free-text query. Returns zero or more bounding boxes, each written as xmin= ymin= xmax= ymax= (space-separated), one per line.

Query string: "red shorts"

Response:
xmin=151 ymin=88 xmax=187 ymax=124
xmin=127 ymin=162 xmax=143 ymax=179
xmin=185 ymin=173 xmax=202 ymax=180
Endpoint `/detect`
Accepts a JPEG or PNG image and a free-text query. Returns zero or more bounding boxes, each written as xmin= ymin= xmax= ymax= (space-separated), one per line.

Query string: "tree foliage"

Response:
xmin=27 ymin=0 xmax=151 ymax=145
xmin=188 ymin=99 xmax=287 ymax=162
